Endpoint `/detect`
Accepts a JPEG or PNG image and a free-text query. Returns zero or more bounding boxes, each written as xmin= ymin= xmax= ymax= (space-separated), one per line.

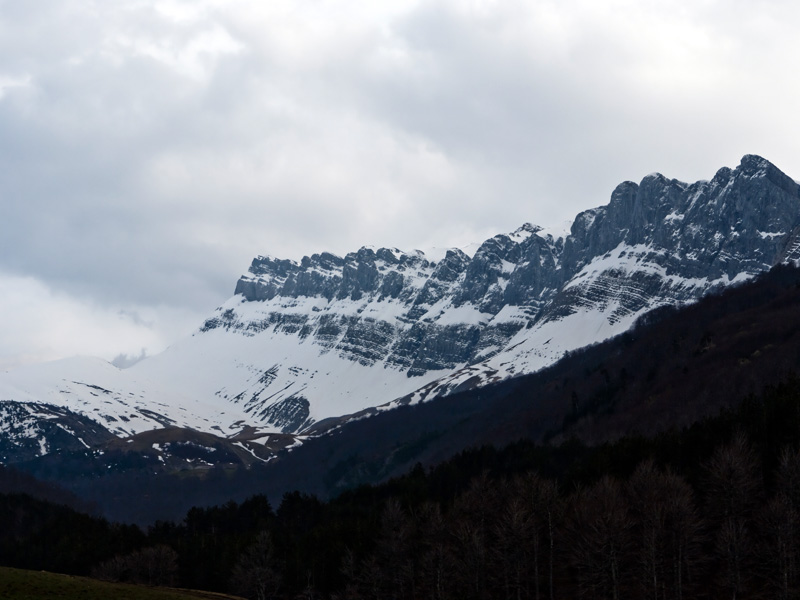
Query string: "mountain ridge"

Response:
xmin=16 ymin=261 xmax=800 ymax=525
xmin=1 ymin=154 xmax=799 ymax=463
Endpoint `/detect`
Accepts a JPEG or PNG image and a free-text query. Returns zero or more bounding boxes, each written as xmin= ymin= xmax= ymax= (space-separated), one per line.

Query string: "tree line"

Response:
xmin=3 ymin=377 xmax=800 ymax=599
xmin=336 ymin=436 xmax=799 ymax=600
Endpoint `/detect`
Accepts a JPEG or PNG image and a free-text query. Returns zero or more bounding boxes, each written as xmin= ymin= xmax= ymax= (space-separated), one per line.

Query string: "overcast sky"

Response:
xmin=1 ymin=0 xmax=798 ymax=369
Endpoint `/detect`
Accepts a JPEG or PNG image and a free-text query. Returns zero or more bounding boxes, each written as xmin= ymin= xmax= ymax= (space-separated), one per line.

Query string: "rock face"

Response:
xmin=218 ymin=224 xmax=560 ymax=378
xmin=187 ymin=155 xmax=800 ymax=428
xmin=544 ymin=156 xmax=799 ymax=319
xmin=563 ymin=156 xmax=800 ymax=279
xmin=2 ymin=155 xmax=800 ymax=454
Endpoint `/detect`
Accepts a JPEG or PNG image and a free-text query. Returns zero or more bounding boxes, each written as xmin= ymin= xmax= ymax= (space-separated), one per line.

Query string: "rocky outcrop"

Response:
xmin=206 ymin=155 xmax=800 ymax=432
xmin=542 ymin=155 xmax=800 ymax=323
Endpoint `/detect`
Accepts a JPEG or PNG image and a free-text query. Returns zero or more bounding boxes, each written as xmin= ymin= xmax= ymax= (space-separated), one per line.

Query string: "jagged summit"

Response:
xmin=139 ymin=154 xmax=800 ymax=427
xmin=2 ymin=155 xmax=800 ymax=462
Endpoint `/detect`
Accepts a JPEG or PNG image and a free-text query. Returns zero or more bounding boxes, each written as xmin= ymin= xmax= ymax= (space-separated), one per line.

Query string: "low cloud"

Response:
xmin=111 ymin=348 xmax=149 ymax=369
xmin=0 ymin=272 xmax=203 ymax=370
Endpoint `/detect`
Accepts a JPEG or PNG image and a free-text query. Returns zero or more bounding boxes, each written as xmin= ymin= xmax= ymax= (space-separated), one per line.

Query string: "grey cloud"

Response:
xmin=1 ymin=0 xmax=799 ymax=367
xmin=111 ymin=348 xmax=148 ymax=369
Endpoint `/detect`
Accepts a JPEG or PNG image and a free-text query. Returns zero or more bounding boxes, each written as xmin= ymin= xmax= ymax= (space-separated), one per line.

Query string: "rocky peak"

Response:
xmin=235 ymin=256 xmax=301 ymax=301
xmin=9 ymin=156 xmax=800 ymax=445
xmin=339 ymin=248 xmax=381 ymax=301
xmin=430 ymin=249 xmax=470 ymax=283
xmin=300 ymin=252 xmax=345 ymax=271
xmin=210 ymin=155 xmax=800 ymax=433
xmin=738 ymin=154 xmax=798 ymax=192
xmin=235 ymin=157 xmax=800 ymax=315
xmin=249 ymin=255 xmax=300 ymax=278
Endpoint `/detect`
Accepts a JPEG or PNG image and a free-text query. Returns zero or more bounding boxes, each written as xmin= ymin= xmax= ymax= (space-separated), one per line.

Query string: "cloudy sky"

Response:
xmin=1 ymin=0 xmax=798 ymax=369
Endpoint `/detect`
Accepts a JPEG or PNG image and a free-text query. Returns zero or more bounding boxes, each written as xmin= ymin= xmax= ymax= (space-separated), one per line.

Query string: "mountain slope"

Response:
xmin=180 ymin=262 xmax=800 ymax=501
xmin=1 ymin=154 xmax=799 ymax=460
xmin=18 ymin=262 xmax=800 ymax=526
xmin=133 ymin=154 xmax=800 ymax=429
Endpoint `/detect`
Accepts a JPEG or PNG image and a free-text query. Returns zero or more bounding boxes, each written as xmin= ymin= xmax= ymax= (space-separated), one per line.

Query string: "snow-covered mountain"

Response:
xmin=2 ymin=154 xmax=799 ymax=462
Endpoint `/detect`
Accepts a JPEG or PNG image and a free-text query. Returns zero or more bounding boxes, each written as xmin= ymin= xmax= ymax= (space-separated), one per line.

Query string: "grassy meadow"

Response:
xmin=0 ymin=567 xmax=244 ymax=600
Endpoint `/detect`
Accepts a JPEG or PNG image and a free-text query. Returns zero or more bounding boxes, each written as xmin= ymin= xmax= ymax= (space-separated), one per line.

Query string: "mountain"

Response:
xmin=1 ymin=154 xmax=799 ymax=465
xmin=17 ymin=261 xmax=800 ymax=525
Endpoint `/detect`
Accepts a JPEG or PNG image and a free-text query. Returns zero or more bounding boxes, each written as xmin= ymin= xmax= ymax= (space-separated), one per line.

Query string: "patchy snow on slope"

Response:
xmin=422 ymin=301 xmax=491 ymax=326
xmin=418 ymin=242 xmax=480 ymax=262
xmin=534 ymin=220 xmax=572 ymax=241
xmin=0 ymin=356 xmax=254 ymax=438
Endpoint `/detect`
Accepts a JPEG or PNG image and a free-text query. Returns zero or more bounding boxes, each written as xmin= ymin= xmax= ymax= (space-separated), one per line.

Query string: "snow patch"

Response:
xmin=758 ymin=230 xmax=786 ymax=240
xmin=664 ymin=211 xmax=684 ymax=223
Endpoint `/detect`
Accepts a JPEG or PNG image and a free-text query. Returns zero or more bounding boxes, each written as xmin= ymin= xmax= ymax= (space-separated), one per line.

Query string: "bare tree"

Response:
xmin=492 ymin=494 xmax=533 ymax=600
xmin=450 ymin=473 xmax=499 ymax=600
xmin=661 ymin=469 xmax=703 ymax=600
xmin=704 ymin=433 xmax=762 ymax=600
xmin=452 ymin=518 xmax=490 ymax=600
xmin=777 ymin=446 xmax=800 ymax=511
xmin=375 ymin=499 xmax=415 ymax=600
xmin=91 ymin=554 xmax=132 ymax=582
xmin=766 ymin=445 xmax=800 ymax=599
xmin=565 ymin=476 xmax=632 ymax=600
xmin=627 ymin=461 xmax=702 ymax=600
xmin=416 ymin=502 xmax=454 ymax=600
xmin=512 ymin=472 xmax=561 ymax=600
xmin=231 ymin=531 xmax=281 ymax=600
xmin=348 ymin=553 xmax=382 ymax=600
xmin=91 ymin=544 xmax=178 ymax=587
xmin=716 ymin=519 xmax=750 ymax=600
xmin=758 ymin=494 xmax=798 ymax=600
xmin=337 ymin=549 xmax=363 ymax=600
xmin=628 ymin=461 xmax=668 ymax=600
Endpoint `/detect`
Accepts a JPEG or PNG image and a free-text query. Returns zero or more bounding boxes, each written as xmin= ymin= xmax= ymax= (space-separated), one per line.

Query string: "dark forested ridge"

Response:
xmin=0 ymin=462 xmax=96 ymax=513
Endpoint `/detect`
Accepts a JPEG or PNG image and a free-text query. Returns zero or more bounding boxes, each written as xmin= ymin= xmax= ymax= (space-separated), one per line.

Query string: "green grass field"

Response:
xmin=0 ymin=567 xmax=245 ymax=600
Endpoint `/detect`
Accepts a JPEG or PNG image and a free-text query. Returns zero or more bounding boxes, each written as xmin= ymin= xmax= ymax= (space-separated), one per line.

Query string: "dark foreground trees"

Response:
xmin=92 ymin=544 xmax=179 ymax=586
xmin=230 ymin=531 xmax=282 ymax=600
xmin=8 ymin=436 xmax=800 ymax=600
xmin=10 ymin=379 xmax=800 ymax=599
xmin=338 ymin=466 xmax=703 ymax=600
